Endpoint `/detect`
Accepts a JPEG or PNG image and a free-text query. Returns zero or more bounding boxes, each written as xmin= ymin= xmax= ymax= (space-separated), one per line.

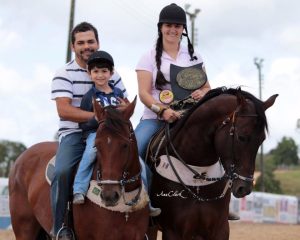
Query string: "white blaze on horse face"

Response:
xmin=107 ymin=137 xmax=111 ymax=145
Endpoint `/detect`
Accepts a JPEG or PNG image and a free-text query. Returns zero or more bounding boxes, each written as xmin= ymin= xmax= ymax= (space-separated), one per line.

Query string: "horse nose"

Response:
xmin=237 ymin=186 xmax=250 ymax=196
xmin=100 ymin=190 xmax=121 ymax=206
xmin=234 ymin=185 xmax=251 ymax=198
xmin=232 ymin=179 xmax=253 ymax=198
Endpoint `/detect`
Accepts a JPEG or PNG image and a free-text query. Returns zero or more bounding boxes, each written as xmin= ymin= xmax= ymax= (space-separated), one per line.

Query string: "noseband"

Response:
xmin=95 ymin=119 xmax=142 ymax=206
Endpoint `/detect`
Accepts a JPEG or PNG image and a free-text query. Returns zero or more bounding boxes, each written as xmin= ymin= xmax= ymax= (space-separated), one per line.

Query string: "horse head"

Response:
xmin=93 ymin=97 xmax=140 ymax=207
xmin=214 ymin=89 xmax=278 ymax=198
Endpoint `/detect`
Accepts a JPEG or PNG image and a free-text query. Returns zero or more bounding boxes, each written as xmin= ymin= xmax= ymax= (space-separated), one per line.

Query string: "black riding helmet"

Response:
xmin=158 ymin=3 xmax=187 ymax=26
xmin=87 ymin=50 xmax=114 ymax=67
xmin=87 ymin=50 xmax=114 ymax=72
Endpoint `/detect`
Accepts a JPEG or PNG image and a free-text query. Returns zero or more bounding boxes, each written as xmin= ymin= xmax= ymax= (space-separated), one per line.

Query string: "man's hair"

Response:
xmin=71 ymin=22 xmax=99 ymax=44
xmin=88 ymin=62 xmax=113 ymax=73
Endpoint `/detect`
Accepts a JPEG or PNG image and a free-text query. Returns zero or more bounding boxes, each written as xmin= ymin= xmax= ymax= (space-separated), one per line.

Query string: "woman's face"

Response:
xmin=161 ymin=23 xmax=184 ymax=44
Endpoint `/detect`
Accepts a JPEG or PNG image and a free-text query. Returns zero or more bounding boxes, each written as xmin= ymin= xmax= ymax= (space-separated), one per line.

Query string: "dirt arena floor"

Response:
xmin=1 ymin=222 xmax=299 ymax=240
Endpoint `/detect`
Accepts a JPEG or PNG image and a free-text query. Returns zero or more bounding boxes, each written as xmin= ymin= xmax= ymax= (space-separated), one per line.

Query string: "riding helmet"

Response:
xmin=87 ymin=50 xmax=114 ymax=67
xmin=158 ymin=3 xmax=187 ymax=26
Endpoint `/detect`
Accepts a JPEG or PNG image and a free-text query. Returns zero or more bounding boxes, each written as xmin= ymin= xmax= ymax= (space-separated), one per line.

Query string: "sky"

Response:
xmin=0 ymin=0 xmax=299 ymax=153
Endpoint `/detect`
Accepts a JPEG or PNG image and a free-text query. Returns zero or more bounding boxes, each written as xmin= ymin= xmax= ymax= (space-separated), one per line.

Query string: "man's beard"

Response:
xmin=79 ymin=49 xmax=96 ymax=61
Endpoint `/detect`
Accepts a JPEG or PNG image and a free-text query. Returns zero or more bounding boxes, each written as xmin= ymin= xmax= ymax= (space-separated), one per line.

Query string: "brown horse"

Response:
xmin=148 ymin=87 xmax=278 ymax=240
xmin=9 ymin=98 xmax=149 ymax=240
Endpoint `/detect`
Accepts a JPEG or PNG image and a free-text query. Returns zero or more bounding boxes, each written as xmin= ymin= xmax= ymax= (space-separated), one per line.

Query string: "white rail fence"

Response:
xmin=230 ymin=192 xmax=299 ymax=224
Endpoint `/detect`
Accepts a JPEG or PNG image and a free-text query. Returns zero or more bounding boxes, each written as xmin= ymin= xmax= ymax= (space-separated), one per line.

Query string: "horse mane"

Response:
xmin=172 ymin=87 xmax=268 ymax=134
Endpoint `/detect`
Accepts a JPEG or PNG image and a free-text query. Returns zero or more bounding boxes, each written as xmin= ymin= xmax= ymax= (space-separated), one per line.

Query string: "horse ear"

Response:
xmin=93 ymin=98 xmax=105 ymax=121
xmin=122 ymin=96 xmax=137 ymax=120
xmin=236 ymin=87 xmax=246 ymax=106
xmin=263 ymin=94 xmax=278 ymax=111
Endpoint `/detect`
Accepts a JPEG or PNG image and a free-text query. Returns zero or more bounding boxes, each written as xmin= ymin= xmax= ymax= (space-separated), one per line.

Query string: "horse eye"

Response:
xmin=238 ymin=135 xmax=249 ymax=142
xmin=121 ymin=143 xmax=128 ymax=149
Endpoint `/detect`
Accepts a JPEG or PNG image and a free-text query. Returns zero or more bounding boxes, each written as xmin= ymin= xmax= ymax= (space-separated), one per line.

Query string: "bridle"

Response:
xmin=95 ymin=119 xmax=142 ymax=206
xmin=157 ymin=101 xmax=259 ymax=201
xmin=220 ymin=104 xmax=257 ymax=183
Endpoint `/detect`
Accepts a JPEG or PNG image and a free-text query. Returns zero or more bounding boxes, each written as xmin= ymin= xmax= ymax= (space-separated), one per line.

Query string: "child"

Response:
xmin=73 ymin=50 xmax=125 ymax=204
xmin=72 ymin=50 xmax=161 ymax=217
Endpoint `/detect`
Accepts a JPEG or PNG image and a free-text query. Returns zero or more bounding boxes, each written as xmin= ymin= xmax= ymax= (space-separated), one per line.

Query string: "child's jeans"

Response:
xmin=73 ymin=132 xmax=97 ymax=195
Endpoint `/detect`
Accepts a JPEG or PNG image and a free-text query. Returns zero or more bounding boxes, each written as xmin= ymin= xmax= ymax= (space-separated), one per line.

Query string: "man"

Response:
xmin=50 ymin=22 xmax=127 ymax=240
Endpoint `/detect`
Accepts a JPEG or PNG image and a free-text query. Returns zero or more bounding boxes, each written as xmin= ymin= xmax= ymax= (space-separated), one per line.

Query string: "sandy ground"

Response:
xmin=1 ymin=222 xmax=299 ymax=240
xmin=229 ymin=222 xmax=300 ymax=240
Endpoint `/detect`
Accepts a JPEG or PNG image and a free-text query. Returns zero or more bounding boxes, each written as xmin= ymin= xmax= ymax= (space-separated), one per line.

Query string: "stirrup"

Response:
xmin=56 ymin=225 xmax=75 ymax=240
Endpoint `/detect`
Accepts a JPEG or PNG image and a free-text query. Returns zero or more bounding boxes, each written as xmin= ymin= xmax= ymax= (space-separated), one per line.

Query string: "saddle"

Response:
xmin=146 ymin=97 xmax=198 ymax=166
xmin=46 ymin=156 xmax=56 ymax=185
xmin=145 ymin=127 xmax=165 ymax=166
xmin=146 ymin=98 xmax=195 ymax=163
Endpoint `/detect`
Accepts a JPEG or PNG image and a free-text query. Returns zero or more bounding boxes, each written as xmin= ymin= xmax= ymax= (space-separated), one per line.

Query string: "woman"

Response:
xmin=135 ymin=3 xmax=240 ymax=220
xmin=135 ymin=3 xmax=211 ymax=160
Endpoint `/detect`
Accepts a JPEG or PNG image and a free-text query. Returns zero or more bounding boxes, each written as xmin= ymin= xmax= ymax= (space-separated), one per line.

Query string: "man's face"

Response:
xmin=72 ymin=30 xmax=99 ymax=65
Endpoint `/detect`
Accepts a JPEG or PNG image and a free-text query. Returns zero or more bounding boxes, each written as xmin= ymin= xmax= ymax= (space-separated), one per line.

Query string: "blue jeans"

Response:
xmin=135 ymin=119 xmax=165 ymax=160
xmin=139 ymin=156 xmax=149 ymax=191
xmin=73 ymin=132 xmax=97 ymax=195
xmin=135 ymin=119 xmax=164 ymax=190
xmin=50 ymin=132 xmax=85 ymax=234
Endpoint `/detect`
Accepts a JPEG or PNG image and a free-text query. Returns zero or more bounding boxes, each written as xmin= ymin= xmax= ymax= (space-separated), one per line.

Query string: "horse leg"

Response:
xmin=162 ymin=231 xmax=213 ymax=240
xmin=163 ymin=232 xmax=209 ymax=240
xmin=212 ymin=223 xmax=229 ymax=240
xmin=9 ymin=142 xmax=57 ymax=240
xmin=10 ymin=202 xmax=42 ymax=240
xmin=146 ymin=225 xmax=158 ymax=240
xmin=10 ymin=184 xmax=42 ymax=240
xmin=161 ymin=230 xmax=182 ymax=240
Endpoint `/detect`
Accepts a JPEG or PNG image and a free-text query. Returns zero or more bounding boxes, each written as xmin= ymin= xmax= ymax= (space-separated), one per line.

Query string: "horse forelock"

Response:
xmin=100 ymin=106 xmax=127 ymax=133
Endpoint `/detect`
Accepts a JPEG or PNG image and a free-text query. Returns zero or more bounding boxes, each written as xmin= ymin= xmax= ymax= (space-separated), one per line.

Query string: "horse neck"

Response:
xmin=171 ymin=95 xmax=237 ymax=167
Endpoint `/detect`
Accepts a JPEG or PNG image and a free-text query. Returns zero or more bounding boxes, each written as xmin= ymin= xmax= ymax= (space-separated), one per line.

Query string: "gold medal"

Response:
xmin=159 ymin=90 xmax=174 ymax=104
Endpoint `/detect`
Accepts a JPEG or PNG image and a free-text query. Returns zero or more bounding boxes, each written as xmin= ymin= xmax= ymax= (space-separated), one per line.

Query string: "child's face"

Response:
xmin=89 ymin=66 xmax=113 ymax=89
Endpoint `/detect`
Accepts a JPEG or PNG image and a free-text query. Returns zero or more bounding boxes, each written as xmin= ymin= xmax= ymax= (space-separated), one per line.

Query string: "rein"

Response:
xmin=158 ymin=102 xmax=257 ymax=201
xmin=96 ymin=119 xmax=143 ymax=207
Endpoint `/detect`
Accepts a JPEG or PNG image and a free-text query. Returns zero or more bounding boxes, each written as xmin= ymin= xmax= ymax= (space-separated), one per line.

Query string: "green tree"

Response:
xmin=271 ymin=137 xmax=299 ymax=166
xmin=0 ymin=140 xmax=27 ymax=177
xmin=254 ymin=154 xmax=282 ymax=193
